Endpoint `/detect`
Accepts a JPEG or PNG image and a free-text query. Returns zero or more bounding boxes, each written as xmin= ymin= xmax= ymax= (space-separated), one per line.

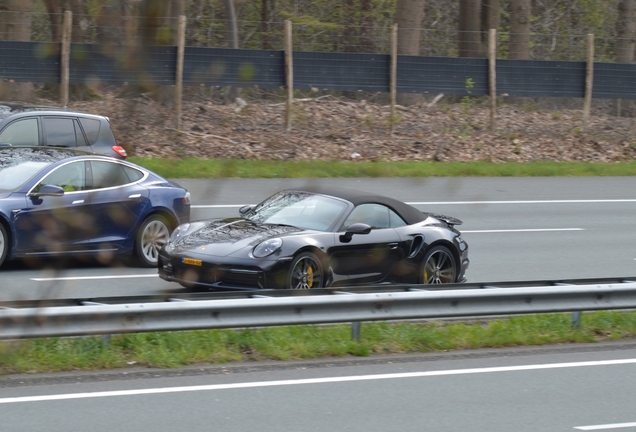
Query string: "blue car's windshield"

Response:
xmin=246 ymin=192 xmax=348 ymax=231
xmin=0 ymin=160 xmax=50 ymax=191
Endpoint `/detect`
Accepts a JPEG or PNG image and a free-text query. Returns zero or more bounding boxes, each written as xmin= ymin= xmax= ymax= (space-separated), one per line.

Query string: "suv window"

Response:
xmin=0 ymin=118 xmax=39 ymax=146
xmin=79 ymin=118 xmax=101 ymax=145
xmin=43 ymin=118 xmax=77 ymax=148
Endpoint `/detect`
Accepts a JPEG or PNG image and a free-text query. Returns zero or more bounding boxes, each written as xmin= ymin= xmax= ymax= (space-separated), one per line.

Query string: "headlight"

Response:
xmin=253 ymin=238 xmax=282 ymax=258
xmin=168 ymin=221 xmax=205 ymax=243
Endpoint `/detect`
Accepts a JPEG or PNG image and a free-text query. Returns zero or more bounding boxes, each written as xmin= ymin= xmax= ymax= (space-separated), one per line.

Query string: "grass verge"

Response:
xmin=2 ymin=311 xmax=636 ymax=374
xmin=129 ymin=158 xmax=636 ymax=179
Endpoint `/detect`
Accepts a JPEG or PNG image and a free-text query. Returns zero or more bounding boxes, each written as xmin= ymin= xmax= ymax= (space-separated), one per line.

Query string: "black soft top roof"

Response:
xmin=288 ymin=185 xmax=427 ymax=225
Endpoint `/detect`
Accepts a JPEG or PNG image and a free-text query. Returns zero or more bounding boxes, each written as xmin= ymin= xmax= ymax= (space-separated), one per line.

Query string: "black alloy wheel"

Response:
xmin=288 ymin=252 xmax=323 ymax=289
xmin=419 ymin=245 xmax=457 ymax=284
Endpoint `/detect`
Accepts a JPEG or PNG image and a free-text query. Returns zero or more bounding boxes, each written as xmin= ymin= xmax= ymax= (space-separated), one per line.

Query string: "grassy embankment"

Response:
xmin=130 ymin=158 xmax=636 ymax=178
xmin=2 ymin=159 xmax=636 ymax=375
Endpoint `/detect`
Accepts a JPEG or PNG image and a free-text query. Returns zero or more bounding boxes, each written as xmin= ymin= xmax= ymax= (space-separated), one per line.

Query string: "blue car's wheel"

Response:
xmin=0 ymin=224 xmax=7 ymax=267
xmin=135 ymin=214 xmax=171 ymax=267
xmin=288 ymin=252 xmax=323 ymax=289
xmin=419 ymin=245 xmax=456 ymax=284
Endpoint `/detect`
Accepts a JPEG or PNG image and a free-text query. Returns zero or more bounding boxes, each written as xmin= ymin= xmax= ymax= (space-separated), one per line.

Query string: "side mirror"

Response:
xmin=29 ymin=184 xmax=64 ymax=197
xmin=239 ymin=205 xmax=253 ymax=215
xmin=339 ymin=222 xmax=371 ymax=243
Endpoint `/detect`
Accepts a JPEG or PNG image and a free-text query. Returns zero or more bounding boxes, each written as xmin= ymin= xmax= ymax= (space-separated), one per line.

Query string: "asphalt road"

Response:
xmin=1 ymin=176 xmax=636 ymax=300
xmin=1 ymin=342 xmax=636 ymax=432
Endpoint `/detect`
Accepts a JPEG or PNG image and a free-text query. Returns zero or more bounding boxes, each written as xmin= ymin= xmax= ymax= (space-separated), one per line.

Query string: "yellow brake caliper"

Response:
xmin=307 ymin=266 xmax=314 ymax=288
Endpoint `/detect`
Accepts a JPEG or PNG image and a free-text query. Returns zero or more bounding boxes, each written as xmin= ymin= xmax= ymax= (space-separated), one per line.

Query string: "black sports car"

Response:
xmin=158 ymin=186 xmax=469 ymax=290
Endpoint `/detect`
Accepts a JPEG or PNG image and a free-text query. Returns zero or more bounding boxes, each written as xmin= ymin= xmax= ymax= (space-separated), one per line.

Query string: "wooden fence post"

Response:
xmin=176 ymin=15 xmax=186 ymax=131
xmin=60 ymin=10 xmax=72 ymax=106
xmin=284 ymin=20 xmax=293 ymax=131
xmin=583 ymin=34 xmax=594 ymax=126
xmin=488 ymin=28 xmax=497 ymax=132
xmin=390 ymin=24 xmax=397 ymax=133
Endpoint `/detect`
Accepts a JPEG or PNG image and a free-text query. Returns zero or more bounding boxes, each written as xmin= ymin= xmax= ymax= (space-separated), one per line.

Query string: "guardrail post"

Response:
xmin=351 ymin=321 xmax=362 ymax=341
xmin=284 ymin=20 xmax=293 ymax=131
xmin=571 ymin=311 xmax=582 ymax=329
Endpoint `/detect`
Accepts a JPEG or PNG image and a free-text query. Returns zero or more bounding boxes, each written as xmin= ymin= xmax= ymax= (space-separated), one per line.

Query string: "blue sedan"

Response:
xmin=0 ymin=147 xmax=190 ymax=268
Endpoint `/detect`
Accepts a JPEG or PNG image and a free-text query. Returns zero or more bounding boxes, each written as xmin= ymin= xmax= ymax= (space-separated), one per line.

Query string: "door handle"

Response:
xmin=128 ymin=194 xmax=141 ymax=199
xmin=387 ymin=243 xmax=398 ymax=249
xmin=72 ymin=200 xmax=84 ymax=204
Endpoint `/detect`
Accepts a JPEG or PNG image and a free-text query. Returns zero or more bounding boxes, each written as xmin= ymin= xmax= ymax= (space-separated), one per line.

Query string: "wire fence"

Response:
xmin=0 ymin=10 xmax=627 ymax=63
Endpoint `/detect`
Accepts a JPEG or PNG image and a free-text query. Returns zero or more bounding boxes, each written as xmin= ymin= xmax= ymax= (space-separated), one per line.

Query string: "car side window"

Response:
xmin=343 ymin=204 xmax=392 ymax=229
xmin=35 ymin=161 xmax=87 ymax=192
xmin=43 ymin=118 xmax=76 ymax=148
xmin=0 ymin=118 xmax=39 ymax=146
xmin=122 ymin=165 xmax=144 ymax=182
xmin=90 ymin=161 xmax=131 ymax=189
xmin=389 ymin=209 xmax=407 ymax=227
xmin=78 ymin=118 xmax=101 ymax=145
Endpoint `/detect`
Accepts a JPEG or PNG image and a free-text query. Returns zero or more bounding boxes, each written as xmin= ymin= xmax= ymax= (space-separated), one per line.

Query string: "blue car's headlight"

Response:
xmin=253 ymin=238 xmax=282 ymax=258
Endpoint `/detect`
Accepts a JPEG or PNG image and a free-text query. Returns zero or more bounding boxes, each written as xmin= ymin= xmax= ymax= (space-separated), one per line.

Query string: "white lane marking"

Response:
xmin=30 ymin=274 xmax=158 ymax=282
xmin=464 ymin=228 xmax=584 ymax=233
xmin=192 ymin=199 xmax=636 ymax=209
xmin=1 ymin=358 xmax=635 ymax=405
xmin=409 ymin=199 xmax=636 ymax=205
xmin=575 ymin=422 xmax=636 ymax=430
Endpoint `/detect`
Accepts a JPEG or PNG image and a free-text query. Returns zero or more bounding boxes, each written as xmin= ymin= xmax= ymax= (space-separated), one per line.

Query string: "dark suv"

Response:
xmin=0 ymin=103 xmax=127 ymax=159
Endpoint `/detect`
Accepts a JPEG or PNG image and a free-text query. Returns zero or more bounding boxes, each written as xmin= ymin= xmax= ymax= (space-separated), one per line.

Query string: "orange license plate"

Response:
xmin=182 ymin=258 xmax=202 ymax=266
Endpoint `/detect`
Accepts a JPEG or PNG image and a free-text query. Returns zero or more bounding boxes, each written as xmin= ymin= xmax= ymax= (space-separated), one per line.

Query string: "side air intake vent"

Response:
xmin=408 ymin=235 xmax=424 ymax=259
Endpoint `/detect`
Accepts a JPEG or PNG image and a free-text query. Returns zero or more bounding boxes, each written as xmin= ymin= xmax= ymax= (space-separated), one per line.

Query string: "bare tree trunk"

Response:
xmin=360 ymin=0 xmax=373 ymax=53
xmin=480 ymin=0 xmax=499 ymax=55
xmin=223 ymin=0 xmax=240 ymax=104
xmin=616 ymin=0 xmax=636 ymax=63
xmin=458 ymin=0 xmax=481 ymax=57
xmin=509 ymin=0 xmax=531 ymax=60
xmin=395 ymin=0 xmax=425 ymax=105
xmin=0 ymin=0 xmax=34 ymax=101
xmin=43 ymin=0 xmax=62 ymax=42
xmin=260 ymin=0 xmax=270 ymax=49
xmin=615 ymin=0 xmax=636 ymax=116
xmin=342 ymin=0 xmax=357 ymax=52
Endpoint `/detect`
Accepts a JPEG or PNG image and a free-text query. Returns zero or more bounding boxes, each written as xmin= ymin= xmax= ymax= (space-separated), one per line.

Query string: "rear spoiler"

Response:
xmin=424 ymin=212 xmax=463 ymax=227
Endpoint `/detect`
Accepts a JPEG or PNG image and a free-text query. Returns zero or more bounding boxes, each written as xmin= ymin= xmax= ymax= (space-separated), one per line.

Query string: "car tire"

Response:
xmin=135 ymin=214 xmax=171 ymax=268
xmin=288 ymin=252 xmax=323 ymax=289
xmin=418 ymin=245 xmax=457 ymax=284
xmin=0 ymin=224 xmax=7 ymax=267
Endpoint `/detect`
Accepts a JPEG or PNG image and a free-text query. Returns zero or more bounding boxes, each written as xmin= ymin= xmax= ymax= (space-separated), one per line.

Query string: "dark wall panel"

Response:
xmin=593 ymin=63 xmax=636 ymax=100
xmin=398 ymin=56 xmax=489 ymax=96
xmin=2 ymin=40 xmax=636 ymax=101
xmin=184 ymin=47 xmax=285 ymax=89
xmin=294 ymin=52 xmax=389 ymax=92
xmin=0 ymin=41 xmax=59 ymax=83
xmin=69 ymin=44 xmax=176 ymax=85
xmin=498 ymin=59 xmax=586 ymax=98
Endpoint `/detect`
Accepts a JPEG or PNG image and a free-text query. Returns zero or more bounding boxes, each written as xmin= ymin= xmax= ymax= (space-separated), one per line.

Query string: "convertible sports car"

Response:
xmin=0 ymin=147 xmax=190 ymax=268
xmin=158 ymin=186 xmax=469 ymax=290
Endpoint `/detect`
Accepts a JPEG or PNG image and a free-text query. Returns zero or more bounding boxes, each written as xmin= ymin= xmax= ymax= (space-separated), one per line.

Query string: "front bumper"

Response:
xmin=158 ymin=252 xmax=289 ymax=289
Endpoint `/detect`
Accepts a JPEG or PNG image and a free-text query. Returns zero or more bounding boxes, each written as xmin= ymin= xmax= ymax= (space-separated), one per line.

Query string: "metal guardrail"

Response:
xmin=1 ymin=277 xmax=635 ymax=340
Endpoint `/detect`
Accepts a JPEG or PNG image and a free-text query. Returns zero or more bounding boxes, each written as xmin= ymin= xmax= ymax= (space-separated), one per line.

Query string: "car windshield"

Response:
xmin=0 ymin=160 xmax=50 ymax=191
xmin=246 ymin=191 xmax=348 ymax=231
